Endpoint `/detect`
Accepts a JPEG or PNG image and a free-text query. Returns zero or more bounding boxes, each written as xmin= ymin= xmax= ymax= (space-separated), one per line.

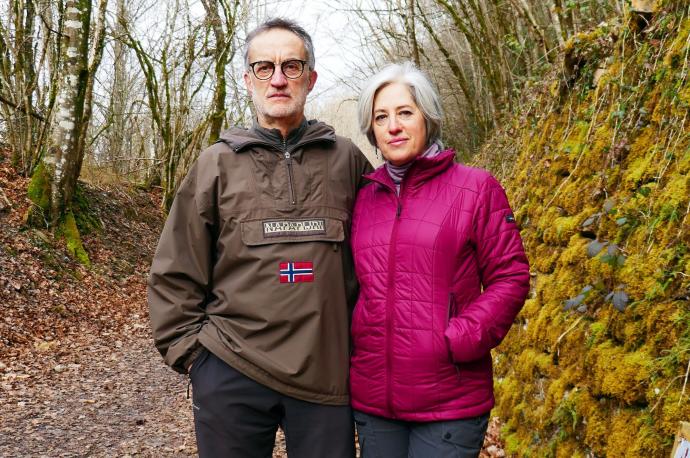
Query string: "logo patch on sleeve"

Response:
xmin=263 ymin=219 xmax=326 ymax=237
xmin=279 ymin=261 xmax=314 ymax=283
xmin=505 ymin=214 xmax=516 ymax=224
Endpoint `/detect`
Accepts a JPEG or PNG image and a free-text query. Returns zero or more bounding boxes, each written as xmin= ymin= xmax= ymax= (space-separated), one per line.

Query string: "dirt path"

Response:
xmin=0 ymin=322 xmax=291 ymax=457
xmin=2 ymin=326 xmax=196 ymax=456
xmin=1 ymin=321 xmax=505 ymax=457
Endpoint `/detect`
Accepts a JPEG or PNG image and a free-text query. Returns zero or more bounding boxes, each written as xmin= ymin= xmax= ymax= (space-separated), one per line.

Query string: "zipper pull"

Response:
xmin=396 ymin=202 xmax=402 ymax=218
xmin=283 ymin=141 xmax=296 ymax=205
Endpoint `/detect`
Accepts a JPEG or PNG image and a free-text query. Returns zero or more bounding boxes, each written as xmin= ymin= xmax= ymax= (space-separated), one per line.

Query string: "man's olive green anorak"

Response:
xmin=148 ymin=120 xmax=371 ymax=405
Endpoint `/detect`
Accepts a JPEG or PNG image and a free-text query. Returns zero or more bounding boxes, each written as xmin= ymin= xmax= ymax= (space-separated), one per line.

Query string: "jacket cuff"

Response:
xmin=445 ymin=319 xmax=487 ymax=363
xmin=182 ymin=346 xmax=205 ymax=373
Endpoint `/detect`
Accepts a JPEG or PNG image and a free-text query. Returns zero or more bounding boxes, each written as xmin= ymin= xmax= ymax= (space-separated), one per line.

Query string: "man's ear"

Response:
xmin=307 ymin=70 xmax=318 ymax=93
xmin=243 ymin=72 xmax=253 ymax=95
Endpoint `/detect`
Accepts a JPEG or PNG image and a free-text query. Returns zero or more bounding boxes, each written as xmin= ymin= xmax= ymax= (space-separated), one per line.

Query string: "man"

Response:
xmin=147 ymin=18 xmax=371 ymax=458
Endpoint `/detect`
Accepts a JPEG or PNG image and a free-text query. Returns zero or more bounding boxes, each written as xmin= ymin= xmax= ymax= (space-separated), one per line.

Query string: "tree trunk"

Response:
xmin=106 ymin=0 xmax=128 ymax=175
xmin=27 ymin=0 xmax=93 ymax=263
xmin=202 ymin=0 xmax=229 ymax=143
xmin=406 ymin=0 xmax=420 ymax=66
xmin=0 ymin=0 xmax=41 ymax=175
xmin=74 ymin=0 xmax=107 ymax=180
xmin=548 ymin=0 xmax=567 ymax=49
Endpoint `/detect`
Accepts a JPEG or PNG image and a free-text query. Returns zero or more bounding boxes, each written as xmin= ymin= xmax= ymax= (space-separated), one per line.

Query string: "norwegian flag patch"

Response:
xmin=279 ymin=261 xmax=314 ymax=283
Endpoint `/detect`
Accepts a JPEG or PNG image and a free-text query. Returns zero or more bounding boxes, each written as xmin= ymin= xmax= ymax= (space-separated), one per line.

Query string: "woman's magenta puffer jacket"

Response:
xmin=350 ymin=149 xmax=530 ymax=421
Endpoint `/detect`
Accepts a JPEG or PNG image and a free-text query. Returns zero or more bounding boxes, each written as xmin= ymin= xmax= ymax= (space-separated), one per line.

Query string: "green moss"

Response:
xmin=590 ymin=342 xmax=652 ymax=404
xmin=560 ymin=121 xmax=590 ymax=156
xmin=26 ymin=161 xmax=51 ymax=226
xmin=606 ymin=410 xmax=642 ymax=457
xmin=543 ymin=215 xmax=579 ymax=245
xmin=660 ymin=389 xmax=690 ymax=436
xmin=656 ymin=173 xmax=688 ymax=210
xmin=553 ymin=389 xmax=580 ymax=431
xmin=58 ymin=210 xmax=91 ymax=266
xmin=619 ymin=251 xmax=662 ymax=299
xmin=647 ymin=301 xmax=686 ymax=361
xmin=532 ymin=244 xmax=560 ymax=273
xmin=516 ymin=348 xmax=553 ymax=379
xmin=578 ymin=390 xmax=609 ymax=453
xmin=503 ymin=430 xmax=525 ymax=456
xmin=485 ymin=10 xmax=690 ymax=458
xmin=27 ymin=162 xmax=50 ymax=210
xmin=663 ymin=17 xmax=690 ymax=69
xmin=72 ymin=184 xmax=102 ymax=235
xmin=586 ymin=321 xmax=608 ymax=348
xmin=625 ymin=150 xmax=656 ymax=188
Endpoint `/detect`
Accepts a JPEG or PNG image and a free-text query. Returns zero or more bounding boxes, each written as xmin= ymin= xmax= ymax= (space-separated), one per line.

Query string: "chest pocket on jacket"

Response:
xmin=240 ymin=216 xmax=345 ymax=246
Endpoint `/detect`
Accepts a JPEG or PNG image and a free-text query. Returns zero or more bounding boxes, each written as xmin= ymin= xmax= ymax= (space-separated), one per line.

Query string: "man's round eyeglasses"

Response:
xmin=249 ymin=60 xmax=308 ymax=80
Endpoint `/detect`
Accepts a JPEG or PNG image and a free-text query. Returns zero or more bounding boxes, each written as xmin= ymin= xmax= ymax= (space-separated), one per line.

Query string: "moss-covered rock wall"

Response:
xmin=486 ymin=3 xmax=689 ymax=457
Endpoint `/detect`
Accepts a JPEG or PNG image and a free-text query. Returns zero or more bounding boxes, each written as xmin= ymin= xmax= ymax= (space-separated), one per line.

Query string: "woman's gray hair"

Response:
xmin=244 ymin=18 xmax=315 ymax=70
xmin=358 ymin=62 xmax=443 ymax=147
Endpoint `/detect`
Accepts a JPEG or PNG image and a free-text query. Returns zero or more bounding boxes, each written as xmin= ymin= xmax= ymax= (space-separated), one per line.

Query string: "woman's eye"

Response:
xmin=399 ymin=110 xmax=413 ymax=119
xmin=374 ymin=114 xmax=388 ymax=124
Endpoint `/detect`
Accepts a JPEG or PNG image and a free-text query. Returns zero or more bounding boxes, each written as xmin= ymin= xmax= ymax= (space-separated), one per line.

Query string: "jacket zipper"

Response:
xmin=385 ymin=184 xmax=404 ymax=417
xmin=446 ymin=292 xmax=455 ymax=326
xmin=227 ymin=136 xmax=329 ymax=208
xmin=283 ymin=139 xmax=296 ymax=206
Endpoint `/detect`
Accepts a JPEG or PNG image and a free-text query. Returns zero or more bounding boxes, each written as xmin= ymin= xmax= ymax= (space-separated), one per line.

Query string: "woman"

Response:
xmin=350 ymin=62 xmax=530 ymax=457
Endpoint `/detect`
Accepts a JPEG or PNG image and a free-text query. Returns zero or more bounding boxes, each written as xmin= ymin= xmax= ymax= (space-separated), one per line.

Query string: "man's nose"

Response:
xmin=270 ymin=66 xmax=288 ymax=87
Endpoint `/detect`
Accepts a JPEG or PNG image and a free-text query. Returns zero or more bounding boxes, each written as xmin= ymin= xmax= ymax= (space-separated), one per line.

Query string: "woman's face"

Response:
xmin=371 ymin=82 xmax=427 ymax=166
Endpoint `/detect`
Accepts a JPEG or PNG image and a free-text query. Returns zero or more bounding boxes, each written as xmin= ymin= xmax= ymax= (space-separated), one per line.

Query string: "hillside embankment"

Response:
xmin=480 ymin=2 xmax=689 ymax=456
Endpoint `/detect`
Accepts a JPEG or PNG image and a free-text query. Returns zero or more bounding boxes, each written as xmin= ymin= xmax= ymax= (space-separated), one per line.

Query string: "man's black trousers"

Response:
xmin=190 ymin=348 xmax=355 ymax=458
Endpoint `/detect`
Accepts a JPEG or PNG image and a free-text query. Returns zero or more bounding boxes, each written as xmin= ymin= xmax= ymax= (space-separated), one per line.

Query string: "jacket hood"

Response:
xmin=218 ymin=119 xmax=337 ymax=152
xmin=365 ymin=148 xmax=456 ymax=192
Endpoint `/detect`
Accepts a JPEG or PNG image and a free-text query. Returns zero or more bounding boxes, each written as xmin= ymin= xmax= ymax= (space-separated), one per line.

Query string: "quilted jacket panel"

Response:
xmin=350 ymin=149 xmax=530 ymax=421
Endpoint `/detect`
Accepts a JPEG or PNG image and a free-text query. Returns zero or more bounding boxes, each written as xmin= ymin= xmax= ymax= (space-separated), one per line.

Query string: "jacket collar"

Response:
xmin=365 ymin=148 xmax=456 ymax=193
xmin=251 ymin=118 xmax=309 ymax=146
xmin=218 ymin=119 xmax=336 ymax=153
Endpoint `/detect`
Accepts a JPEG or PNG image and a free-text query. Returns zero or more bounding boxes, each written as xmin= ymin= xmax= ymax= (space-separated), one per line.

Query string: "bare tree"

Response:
xmin=340 ymin=0 xmax=615 ymax=155
xmin=119 ymin=0 xmax=236 ymax=209
xmin=201 ymin=0 xmax=243 ymax=143
xmin=0 ymin=0 xmax=51 ymax=174
xmin=102 ymin=0 xmax=130 ymax=176
xmin=26 ymin=0 xmax=108 ymax=263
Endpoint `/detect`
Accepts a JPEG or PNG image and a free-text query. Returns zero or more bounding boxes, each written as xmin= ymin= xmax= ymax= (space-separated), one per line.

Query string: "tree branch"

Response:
xmin=0 ymin=92 xmax=45 ymax=121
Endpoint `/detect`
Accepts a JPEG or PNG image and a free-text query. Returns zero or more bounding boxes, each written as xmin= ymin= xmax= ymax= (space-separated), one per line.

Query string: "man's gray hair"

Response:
xmin=358 ymin=62 xmax=443 ymax=147
xmin=244 ymin=18 xmax=315 ymax=70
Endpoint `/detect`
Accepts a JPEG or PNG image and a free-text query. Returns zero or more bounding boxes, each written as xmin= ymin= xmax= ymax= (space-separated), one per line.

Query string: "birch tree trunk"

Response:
xmin=26 ymin=0 xmax=102 ymax=264
xmin=0 ymin=0 xmax=41 ymax=175
xmin=44 ymin=0 xmax=90 ymax=222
